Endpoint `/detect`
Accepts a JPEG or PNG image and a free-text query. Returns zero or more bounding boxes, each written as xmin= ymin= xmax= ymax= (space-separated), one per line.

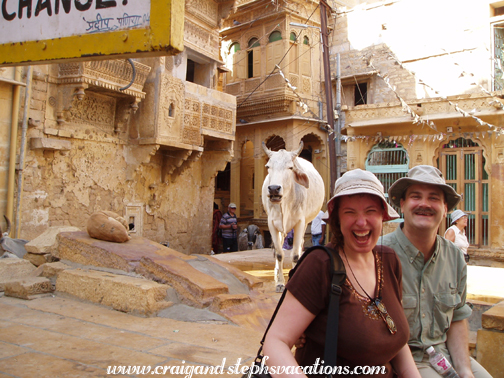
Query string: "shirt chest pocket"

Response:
xmin=402 ymin=295 xmax=417 ymax=325
xmin=431 ymin=292 xmax=461 ymax=339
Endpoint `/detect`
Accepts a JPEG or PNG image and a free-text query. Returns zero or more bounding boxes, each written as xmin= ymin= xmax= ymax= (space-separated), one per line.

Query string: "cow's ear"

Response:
xmin=293 ymin=168 xmax=310 ymax=188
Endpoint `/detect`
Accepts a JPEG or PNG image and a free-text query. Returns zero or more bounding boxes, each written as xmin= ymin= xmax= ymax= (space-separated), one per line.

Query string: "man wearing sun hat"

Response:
xmin=219 ymin=203 xmax=238 ymax=253
xmin=380 ymin=166 xmax=491 ymax=378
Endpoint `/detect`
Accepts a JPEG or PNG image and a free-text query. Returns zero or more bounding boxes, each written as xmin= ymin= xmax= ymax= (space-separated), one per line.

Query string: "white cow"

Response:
xmin=262 ymin=141 xmax=325 ymax=292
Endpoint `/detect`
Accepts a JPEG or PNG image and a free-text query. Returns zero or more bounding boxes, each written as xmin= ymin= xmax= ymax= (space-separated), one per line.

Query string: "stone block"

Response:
xmin=55 ymin=231 xmax=194 ymax=271
xmin=30 ymin=137 xmax=71 ymax=151
xmin=4 ymin=277 xmax=53 ymax=299
xmin=25 ymin=226 xmax=81 ymax=254
xmin=481 ymin=301 xmax=504 ymax=331
xmin=44 ymin=127 xmax=59 ymax=136
xmin=30 ymin=261 xmax=72 ymax=278
xmin=210 ymin=294 xmax=251 ymax=311
xmin=23 ymin=252 xmax=47 ymax=267
xmin=476 ymin=329 xmax=504 ymax=378
xmin=0 ymin=258 xmax=37 ymax=291
xmin=58 ymin=129 xmax=73 ymax=138
xmin=137 ymin=255 xmax=229 ymax=308
xmin=56 ymin=269 xmax=172 ymax=316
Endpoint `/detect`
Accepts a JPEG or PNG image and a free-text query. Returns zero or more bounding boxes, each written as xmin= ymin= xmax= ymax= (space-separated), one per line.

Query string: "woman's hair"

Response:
xmin=328 ymin=197 xmax=344 ymax=247
xmin=328 ymin=194 xmax=385 ymax=247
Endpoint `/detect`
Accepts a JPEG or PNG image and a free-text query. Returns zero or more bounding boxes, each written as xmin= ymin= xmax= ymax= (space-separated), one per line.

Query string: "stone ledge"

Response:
xmin=25 ymin=226 xmax=81 ymax=254
xmin=137 ymin=255 xmax=229 ymax=308
xmin=30 ymin=137 xmax=71 ymax=151
xmin=476 ymin=328 xmax=504 ymax=378
xmin=481 ymin=301 xmax=504 ymax=331
xmin=56 ymin=269 xmax=172 ymax=316
xmin=210 ymin=294 xmax=252 ymax=311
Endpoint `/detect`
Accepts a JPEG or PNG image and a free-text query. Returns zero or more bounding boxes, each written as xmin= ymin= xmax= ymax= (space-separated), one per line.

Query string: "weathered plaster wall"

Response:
xmin=332 ymin=0 xmax=492 ymax=99
xmin=18 ymin=136 xmax=216 ymax=255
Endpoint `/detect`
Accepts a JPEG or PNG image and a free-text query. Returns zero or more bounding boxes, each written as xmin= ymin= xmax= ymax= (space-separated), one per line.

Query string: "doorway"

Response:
xmin=438 ymin=138 xmax=489 ymax=247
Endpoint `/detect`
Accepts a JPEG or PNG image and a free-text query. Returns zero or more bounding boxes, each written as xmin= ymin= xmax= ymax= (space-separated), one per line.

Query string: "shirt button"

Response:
xmin=422 ymin=288 xmax=425 ymax=293
xmin=422 ymin=313 xmax=426 ymax=318
xmin=410 ymin=257 xmax=414 ymax=263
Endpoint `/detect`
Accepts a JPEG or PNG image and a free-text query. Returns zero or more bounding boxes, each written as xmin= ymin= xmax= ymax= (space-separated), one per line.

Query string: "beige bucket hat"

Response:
xmin=388 ymin=165 xmax=461 ymax=211
xmin=450 ymin=209 xmax=468 ymax=225
xmin=327 ymin=169 xmax=399 ymax=222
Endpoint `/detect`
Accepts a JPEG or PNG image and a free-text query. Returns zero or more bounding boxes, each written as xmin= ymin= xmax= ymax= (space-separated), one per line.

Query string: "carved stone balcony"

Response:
xmin=55 ymin=60 xmax=151 ymax=129
xmin=137 ymin=75 xmax=236 ymax=183
xmin=138 ymin=78 xmax=236 ymax=151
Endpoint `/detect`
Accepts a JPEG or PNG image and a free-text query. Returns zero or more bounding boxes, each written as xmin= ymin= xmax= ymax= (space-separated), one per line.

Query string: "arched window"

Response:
xmin=303 ymin=36 xmax=309 ymax=45
xmin=267 ymin=32 xmax=283 ymax=72
xmin=230 ymin=42 xmax=240 ymax=54
xmin=248 ymin=38 xmax=260 ymax=48
xmin=365 ymin=141 xmax=409 ymax=219
xmin=269 ymin=31 xmax=282 ymax=42
xmin=290 ymin=32 xmax=297 ymax=42
xmin=168 ymin=103 xmax=174 ymax=117
xmin=228 ymin=42 xmax=243 ymax=82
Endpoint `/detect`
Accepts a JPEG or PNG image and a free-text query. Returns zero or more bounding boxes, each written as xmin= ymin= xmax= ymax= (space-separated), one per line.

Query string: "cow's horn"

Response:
xmin=292 ymin=141 xmax=304 ymax=158
xmin=3 ymin=215 xmax=10 ymax=236
xmin=262 ymin=142 xmax=273 ymax=157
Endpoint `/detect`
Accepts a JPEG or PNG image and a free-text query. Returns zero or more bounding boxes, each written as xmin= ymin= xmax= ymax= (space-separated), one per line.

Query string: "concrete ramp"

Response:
xmin=55 ymin=231 xmax=276 ymax=332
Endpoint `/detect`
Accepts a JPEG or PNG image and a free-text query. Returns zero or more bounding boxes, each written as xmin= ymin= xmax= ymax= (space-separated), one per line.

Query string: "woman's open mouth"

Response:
xmin=353 ymin=230 xmax=371 ymax=243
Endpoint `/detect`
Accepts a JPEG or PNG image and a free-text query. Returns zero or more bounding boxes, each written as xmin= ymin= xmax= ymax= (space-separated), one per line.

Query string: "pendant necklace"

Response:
xmin=341 ymin=248 xmax=397 ymax=335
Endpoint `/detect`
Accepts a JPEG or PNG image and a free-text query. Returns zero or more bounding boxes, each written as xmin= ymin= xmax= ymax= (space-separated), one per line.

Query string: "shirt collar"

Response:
xmin=394 ymin=223 xmax=441 ymax=264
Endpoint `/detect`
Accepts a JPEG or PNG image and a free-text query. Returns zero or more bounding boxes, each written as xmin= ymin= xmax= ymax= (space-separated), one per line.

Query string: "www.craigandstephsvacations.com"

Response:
xmin=107 ymin=357 xmax=386 ymax=376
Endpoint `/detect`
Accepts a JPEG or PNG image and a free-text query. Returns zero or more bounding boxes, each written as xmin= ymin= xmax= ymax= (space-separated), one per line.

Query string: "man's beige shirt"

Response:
xmin=381 ymin=224 xmax=472 ymax=362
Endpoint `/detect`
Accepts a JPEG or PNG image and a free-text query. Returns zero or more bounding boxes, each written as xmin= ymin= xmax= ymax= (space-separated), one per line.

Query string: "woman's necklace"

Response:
xmin=341 ymin=249 xmax=397 ymax=335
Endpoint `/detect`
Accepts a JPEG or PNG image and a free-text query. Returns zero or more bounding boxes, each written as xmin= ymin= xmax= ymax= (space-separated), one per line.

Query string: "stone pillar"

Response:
xmin=476 ymin=300 xmax=504 ymax=377
xmin=230 ymin=155 xmax=240 ymax=217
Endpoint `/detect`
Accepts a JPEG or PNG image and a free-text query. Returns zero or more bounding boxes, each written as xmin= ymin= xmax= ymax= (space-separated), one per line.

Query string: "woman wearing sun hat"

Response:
xmin=263 ymin=169 xmax=420 ymax=378
xmin=444 ymin=209 xmax=470 ymax=262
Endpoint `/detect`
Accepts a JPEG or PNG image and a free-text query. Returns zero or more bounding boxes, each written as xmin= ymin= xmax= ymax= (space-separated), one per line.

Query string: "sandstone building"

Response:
xmin=218 ymin=0 xmax=344 ymax=244
xmin=0 ymin=0 xmax=237 ymax=255
xmin=331 ymin=0 xmax=504 ymax=264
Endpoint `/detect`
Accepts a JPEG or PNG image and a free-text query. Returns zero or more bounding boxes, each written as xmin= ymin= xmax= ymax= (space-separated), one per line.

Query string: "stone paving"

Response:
xmin=1 ymin=246 xmax=503 ymax=378
xmin=0 ymin=294 xmax=263 ymax=378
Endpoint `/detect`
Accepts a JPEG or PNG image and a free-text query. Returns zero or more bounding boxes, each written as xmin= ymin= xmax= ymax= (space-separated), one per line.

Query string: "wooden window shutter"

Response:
xmin=253 ymin=46 xmax=261 ymax=78
xmin=235 ymin=50 xmax=247 ymax=80
xmin=301 ymin=44 xmax=311 ymax=76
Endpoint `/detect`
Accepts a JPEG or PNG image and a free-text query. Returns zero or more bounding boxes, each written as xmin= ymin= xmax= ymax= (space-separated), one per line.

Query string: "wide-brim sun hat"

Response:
xmin=327 ymin=169 xmax=399 ymax=222
xmin=450 ymin=209 xmax=468 ymax=225
xmin=388 ymin=165 xmax=461 ymax=211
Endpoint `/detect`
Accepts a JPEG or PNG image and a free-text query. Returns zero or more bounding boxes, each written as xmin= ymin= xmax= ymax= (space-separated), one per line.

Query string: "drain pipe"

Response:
xmin=14 ymin=66 xmax=33 ymax=238
xmin=6 ymin=67 xmax=23 ymax=232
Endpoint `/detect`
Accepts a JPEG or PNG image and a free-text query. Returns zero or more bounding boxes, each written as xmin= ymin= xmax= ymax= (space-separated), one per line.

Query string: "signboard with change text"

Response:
xmin=0 ymin=0 xmax=184 ymax=66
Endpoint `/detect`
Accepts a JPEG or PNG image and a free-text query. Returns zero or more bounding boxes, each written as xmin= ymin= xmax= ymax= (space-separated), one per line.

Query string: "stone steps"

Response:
xmin=56 ymin=269 xmax=173 ymax=316
xmin=3 ymin=229 xmax=278 ymax=332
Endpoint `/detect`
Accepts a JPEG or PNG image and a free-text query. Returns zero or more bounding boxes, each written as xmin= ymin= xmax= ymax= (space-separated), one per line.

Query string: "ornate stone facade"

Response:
xmin=1 ymin=0 xmax=238 ymax=256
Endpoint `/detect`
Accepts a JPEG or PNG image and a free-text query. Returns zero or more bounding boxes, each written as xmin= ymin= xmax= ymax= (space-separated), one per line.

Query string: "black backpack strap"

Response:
xmin=256 ymin=245 xmax=346 ymax=376
xmin=320 ymin=246 xmax=346 ymax=375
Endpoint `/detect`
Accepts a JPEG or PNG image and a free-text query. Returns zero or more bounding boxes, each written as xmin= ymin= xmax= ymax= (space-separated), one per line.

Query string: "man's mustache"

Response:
xmin=413 ymin=207 xmax=436 ymax=215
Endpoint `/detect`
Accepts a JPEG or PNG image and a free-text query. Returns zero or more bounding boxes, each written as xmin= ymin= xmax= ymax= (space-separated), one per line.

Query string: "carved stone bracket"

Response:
xmin=56 ymin=60 xmax=151 ymax=127
xmin=162 ymin=149 xmax=203 ymax=183
xmin=56 ymin=83 xmax=89 ymax=126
